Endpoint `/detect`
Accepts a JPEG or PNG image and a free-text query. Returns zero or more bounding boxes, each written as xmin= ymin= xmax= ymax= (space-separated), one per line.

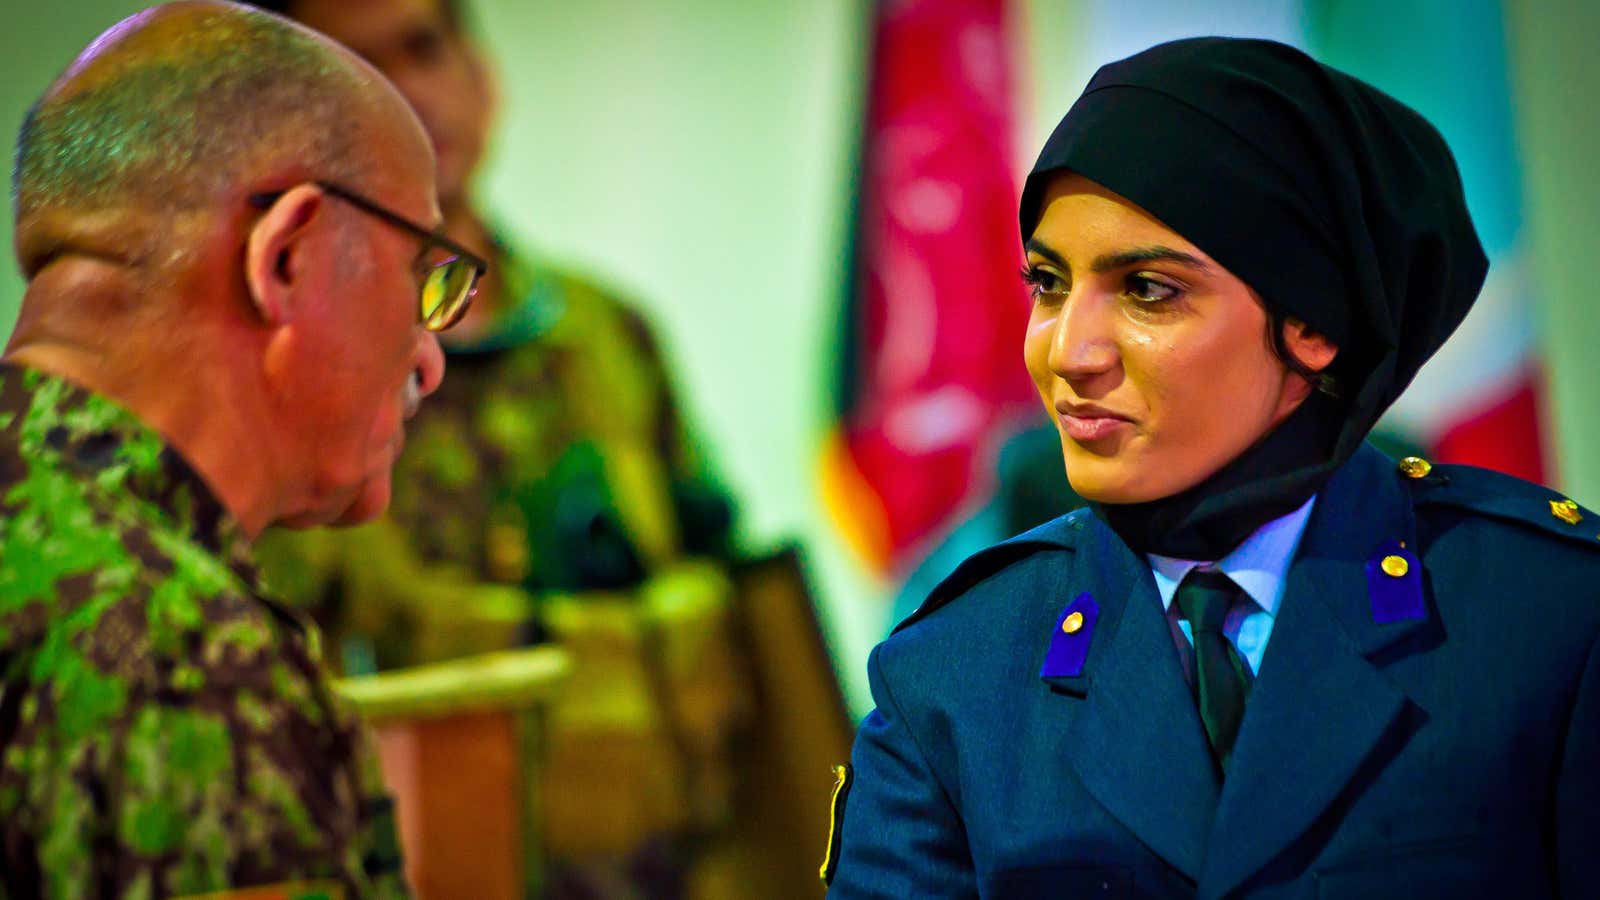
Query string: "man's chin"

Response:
xmin=330 ymin=475 xmax=393 ymax=527
xmin=277 ymin=476 xmax=392 ymax=530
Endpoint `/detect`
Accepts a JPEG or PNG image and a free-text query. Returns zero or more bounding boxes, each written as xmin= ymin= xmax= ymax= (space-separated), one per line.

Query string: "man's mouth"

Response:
xmin=402 ymin=372 xmax=422 ymax=421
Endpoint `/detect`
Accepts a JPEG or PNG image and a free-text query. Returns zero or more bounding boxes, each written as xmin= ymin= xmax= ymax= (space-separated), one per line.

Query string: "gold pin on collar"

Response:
xmin=1551 ymin=498 xmax=1582 ymax=526
xmin=1398 ymin=456 xmax=1432 ymax=479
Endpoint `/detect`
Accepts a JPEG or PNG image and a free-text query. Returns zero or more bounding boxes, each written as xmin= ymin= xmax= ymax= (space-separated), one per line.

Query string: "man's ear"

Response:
xmin=1282 ymin=317 xmax=1339 ymax=373
xmin=244 ymin=184 xmax=325 ymax=326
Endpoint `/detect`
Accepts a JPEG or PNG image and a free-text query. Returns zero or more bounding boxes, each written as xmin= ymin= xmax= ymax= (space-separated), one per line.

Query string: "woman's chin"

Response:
xmin=1065 ymin=456 xmax=1182 ymax=506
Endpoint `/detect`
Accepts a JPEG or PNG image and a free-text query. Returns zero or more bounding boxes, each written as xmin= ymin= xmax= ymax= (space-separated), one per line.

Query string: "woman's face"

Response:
xmin=1023 ymin=173 xmax=1331 ymax=505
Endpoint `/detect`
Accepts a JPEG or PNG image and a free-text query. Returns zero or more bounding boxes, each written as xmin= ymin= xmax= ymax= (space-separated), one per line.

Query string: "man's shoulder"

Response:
xmin=493 ymin=239 xmax=644 ymax=324
xmin=0 ymin=386 xmax=288 ymax=691
xmin=504 ymin=249 xmax=663 ymax=349
xmin=4 ymin=518 xmax=292 ymax=683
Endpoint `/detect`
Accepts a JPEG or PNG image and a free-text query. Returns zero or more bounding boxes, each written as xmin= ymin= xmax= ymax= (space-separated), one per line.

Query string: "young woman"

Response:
xmin=824 ymin=37 xmax=1599 ymax=899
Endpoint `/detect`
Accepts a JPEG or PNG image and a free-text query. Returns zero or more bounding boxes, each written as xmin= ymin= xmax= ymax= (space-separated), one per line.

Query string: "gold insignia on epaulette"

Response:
xmin=1062 ymin=611 xmax=1085 ymax=634
xmin=1398 ymin=456 xmax=1432 ymax=479
xmin=1551 ymin=498 xmax=1582 ymax=526
xmin=820 ymin=762 xmax=854 ymax=885
xmin=1380 ymin=555 xmax=1409 ymax=578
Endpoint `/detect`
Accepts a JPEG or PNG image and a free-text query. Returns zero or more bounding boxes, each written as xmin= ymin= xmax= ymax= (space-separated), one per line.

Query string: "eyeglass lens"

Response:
xmin=421 ymin=258 xmax=477 ymax=331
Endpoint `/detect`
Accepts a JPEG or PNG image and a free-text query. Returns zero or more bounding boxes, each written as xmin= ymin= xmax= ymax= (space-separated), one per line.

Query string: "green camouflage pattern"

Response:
xmin=255 ymin=241 xmax=737 ymax=672
xmin=0 ymin=364 xmax=407 ymax=899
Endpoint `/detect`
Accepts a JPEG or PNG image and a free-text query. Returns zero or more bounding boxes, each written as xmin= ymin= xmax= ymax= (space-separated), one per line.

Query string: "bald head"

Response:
xmin=5 ymin=2 xmax=447 ymax=536
xmin=12 ymin=1 xmax=418 ymax=274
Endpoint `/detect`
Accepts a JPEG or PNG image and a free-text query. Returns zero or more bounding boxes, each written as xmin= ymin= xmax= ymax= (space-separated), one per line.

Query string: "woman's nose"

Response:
xmin=1048 ymin=293 xmax=1119 ymax=383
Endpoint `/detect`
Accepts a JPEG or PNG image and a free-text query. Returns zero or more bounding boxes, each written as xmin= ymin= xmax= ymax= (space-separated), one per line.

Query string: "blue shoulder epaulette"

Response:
xmin=893 ymin=508 xmax=1088 ymax=634
xmin=1396 ymin=455 xmax=1600 ymax=554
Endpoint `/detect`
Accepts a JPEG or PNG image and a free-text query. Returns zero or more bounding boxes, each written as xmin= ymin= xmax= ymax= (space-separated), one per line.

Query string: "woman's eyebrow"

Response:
xmin=1091 ymin=246 xmax=1211 ymax=274
xmin=1024 ymin=239 xmax=1212 ymax=275
xmin=1023 ymin=239 xmax=1070 ymax=270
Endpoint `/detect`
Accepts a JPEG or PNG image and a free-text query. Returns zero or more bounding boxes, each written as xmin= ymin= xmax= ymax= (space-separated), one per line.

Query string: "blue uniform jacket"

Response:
xmin=827 ymin=444 xmax=1600 ymax=898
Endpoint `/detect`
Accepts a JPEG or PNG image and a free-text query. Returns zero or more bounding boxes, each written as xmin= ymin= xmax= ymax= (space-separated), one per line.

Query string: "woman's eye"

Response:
xmin=1127 ymin=273 xmax=1180 ymax=304
xmin=1021 ymin=265 xmax=1067 ymax=300
xmin=404 ymin=28 xmax=447 ymax=66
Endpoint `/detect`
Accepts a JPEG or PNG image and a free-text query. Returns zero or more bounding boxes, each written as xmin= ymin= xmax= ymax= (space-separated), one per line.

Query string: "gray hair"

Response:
xmin=13 ymin=4 xmax=374 ymax=222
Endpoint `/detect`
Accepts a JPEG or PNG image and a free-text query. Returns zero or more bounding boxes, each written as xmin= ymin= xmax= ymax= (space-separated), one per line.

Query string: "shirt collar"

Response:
xmin=1147 ymin=494 xmax=1317 ymax=616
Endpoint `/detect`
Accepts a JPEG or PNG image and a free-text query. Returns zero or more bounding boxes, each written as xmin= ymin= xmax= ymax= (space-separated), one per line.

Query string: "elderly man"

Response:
xmin=0 ymin=2 xmax=479 ymax=895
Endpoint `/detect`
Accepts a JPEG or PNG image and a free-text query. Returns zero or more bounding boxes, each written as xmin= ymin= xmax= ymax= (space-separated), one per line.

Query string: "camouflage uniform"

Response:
xmin=0 ymin=364 xmax=407 ymax=899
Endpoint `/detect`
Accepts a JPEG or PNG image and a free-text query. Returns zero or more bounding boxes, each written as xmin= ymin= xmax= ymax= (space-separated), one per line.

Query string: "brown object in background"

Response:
xmin=687 ymin=547 xmax=857 ymax=900
xmin=338 ymin=647 xmax=571 ymax=899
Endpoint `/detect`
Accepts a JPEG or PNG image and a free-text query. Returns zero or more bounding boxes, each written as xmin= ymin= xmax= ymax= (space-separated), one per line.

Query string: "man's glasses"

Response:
xmin=249 ymin=181 xmax=487 ymax=332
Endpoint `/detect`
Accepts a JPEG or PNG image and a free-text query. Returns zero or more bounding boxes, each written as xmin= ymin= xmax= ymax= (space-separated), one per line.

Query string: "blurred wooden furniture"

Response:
xmin=537 ymin=561 xmax=750 ymax=866
xmin=335 ymin=646 xmax=571 ymax=900
xmin=689 ymin=546 xmax=857 ymax=900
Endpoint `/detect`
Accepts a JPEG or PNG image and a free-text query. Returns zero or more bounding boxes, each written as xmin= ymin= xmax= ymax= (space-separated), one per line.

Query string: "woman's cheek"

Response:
xmin=1023 ymin=317 xmax=1059 ymax=385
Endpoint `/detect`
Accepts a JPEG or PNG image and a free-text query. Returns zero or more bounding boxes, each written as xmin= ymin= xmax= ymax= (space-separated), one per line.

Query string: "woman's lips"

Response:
xmin=1059 ymin=412 xmax=1132 ymax=443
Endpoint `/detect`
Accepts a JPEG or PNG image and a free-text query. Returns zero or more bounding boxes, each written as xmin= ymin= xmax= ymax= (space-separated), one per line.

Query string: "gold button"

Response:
xmin=1062 ymin=611 xmax=1084 ymax=634
xmin=1551 ymin=498 xmax=1583 ymax=525
xmin=1380 ymin=555 xmax=1409 ymax=578
xmin=1397 ymin=456 xmax=1432 ymax=479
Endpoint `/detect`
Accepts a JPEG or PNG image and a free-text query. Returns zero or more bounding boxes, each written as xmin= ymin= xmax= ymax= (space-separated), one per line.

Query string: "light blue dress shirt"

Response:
xmin=1147 ymin=496 xmax=1316 ymax=678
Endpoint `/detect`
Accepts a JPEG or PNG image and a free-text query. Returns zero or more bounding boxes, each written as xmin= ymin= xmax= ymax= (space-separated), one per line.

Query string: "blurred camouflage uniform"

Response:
xmin=255 ymin=243 xmax=746 ymax=890
xmin=0 ymin=365 xmax=406 ymax=899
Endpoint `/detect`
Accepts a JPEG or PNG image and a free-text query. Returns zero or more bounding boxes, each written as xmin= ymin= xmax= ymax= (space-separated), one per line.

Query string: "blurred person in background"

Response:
xmin=826 ymin=37 xmax=1599 ymax=897
xmin=243 ymin=0 xmax=748 ymax=895
xmin=0 ymin=1 xmax=480 ymax=894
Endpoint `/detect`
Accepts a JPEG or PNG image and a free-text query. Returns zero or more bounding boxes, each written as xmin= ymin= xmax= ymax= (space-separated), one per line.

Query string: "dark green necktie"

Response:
xmin=1174 ymin=569 xmax=1251 ymax=774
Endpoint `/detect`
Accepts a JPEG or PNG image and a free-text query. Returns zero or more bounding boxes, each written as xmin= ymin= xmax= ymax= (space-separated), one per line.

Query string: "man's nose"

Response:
xmin=413 ymin=330 xmax=446 ymax=402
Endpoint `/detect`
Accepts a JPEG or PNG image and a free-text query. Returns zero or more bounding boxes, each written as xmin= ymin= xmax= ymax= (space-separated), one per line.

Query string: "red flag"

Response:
xmin=821 ymin=0 xmax=1035 ymax=576
xmin=1430 ymin=363 xmax=1548 ymax=485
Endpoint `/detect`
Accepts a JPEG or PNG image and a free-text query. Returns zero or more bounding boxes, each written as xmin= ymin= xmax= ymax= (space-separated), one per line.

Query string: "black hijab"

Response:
xmin=1020 ymin=37 xmax=1487 ymax=559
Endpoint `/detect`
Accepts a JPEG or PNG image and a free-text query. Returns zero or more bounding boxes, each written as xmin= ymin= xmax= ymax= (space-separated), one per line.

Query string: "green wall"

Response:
xmin=1 ymin=1 xmax=152 ymax=333
xmin=467 ymin=0 xmax=878 ymax=705
xmin=1506 ymin=0 xmax=1600 ymax=505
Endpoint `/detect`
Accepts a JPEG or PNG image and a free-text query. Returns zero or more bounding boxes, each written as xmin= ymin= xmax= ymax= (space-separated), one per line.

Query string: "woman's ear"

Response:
xmin=244 ymin=184 xmax=325 ymax=326
xmin=1282 ymin=317 xmax=1339 ymax=373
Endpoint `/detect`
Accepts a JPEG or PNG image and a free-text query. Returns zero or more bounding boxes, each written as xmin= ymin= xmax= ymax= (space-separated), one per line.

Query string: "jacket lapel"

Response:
xmin=1045 ymin=514 xmax=1220 ymax=883
xmin=1198 ymin=445 xmax=1432 ymax=899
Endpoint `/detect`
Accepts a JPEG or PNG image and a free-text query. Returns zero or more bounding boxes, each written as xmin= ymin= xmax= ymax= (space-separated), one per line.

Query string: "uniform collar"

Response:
xmin=1147 ymin=494 xmax=1317 ymax=617
xmin=0 ymin=363 xmax=255 ymax=586
xmin=1039 ymin=444 xmax=1429 ymax=892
